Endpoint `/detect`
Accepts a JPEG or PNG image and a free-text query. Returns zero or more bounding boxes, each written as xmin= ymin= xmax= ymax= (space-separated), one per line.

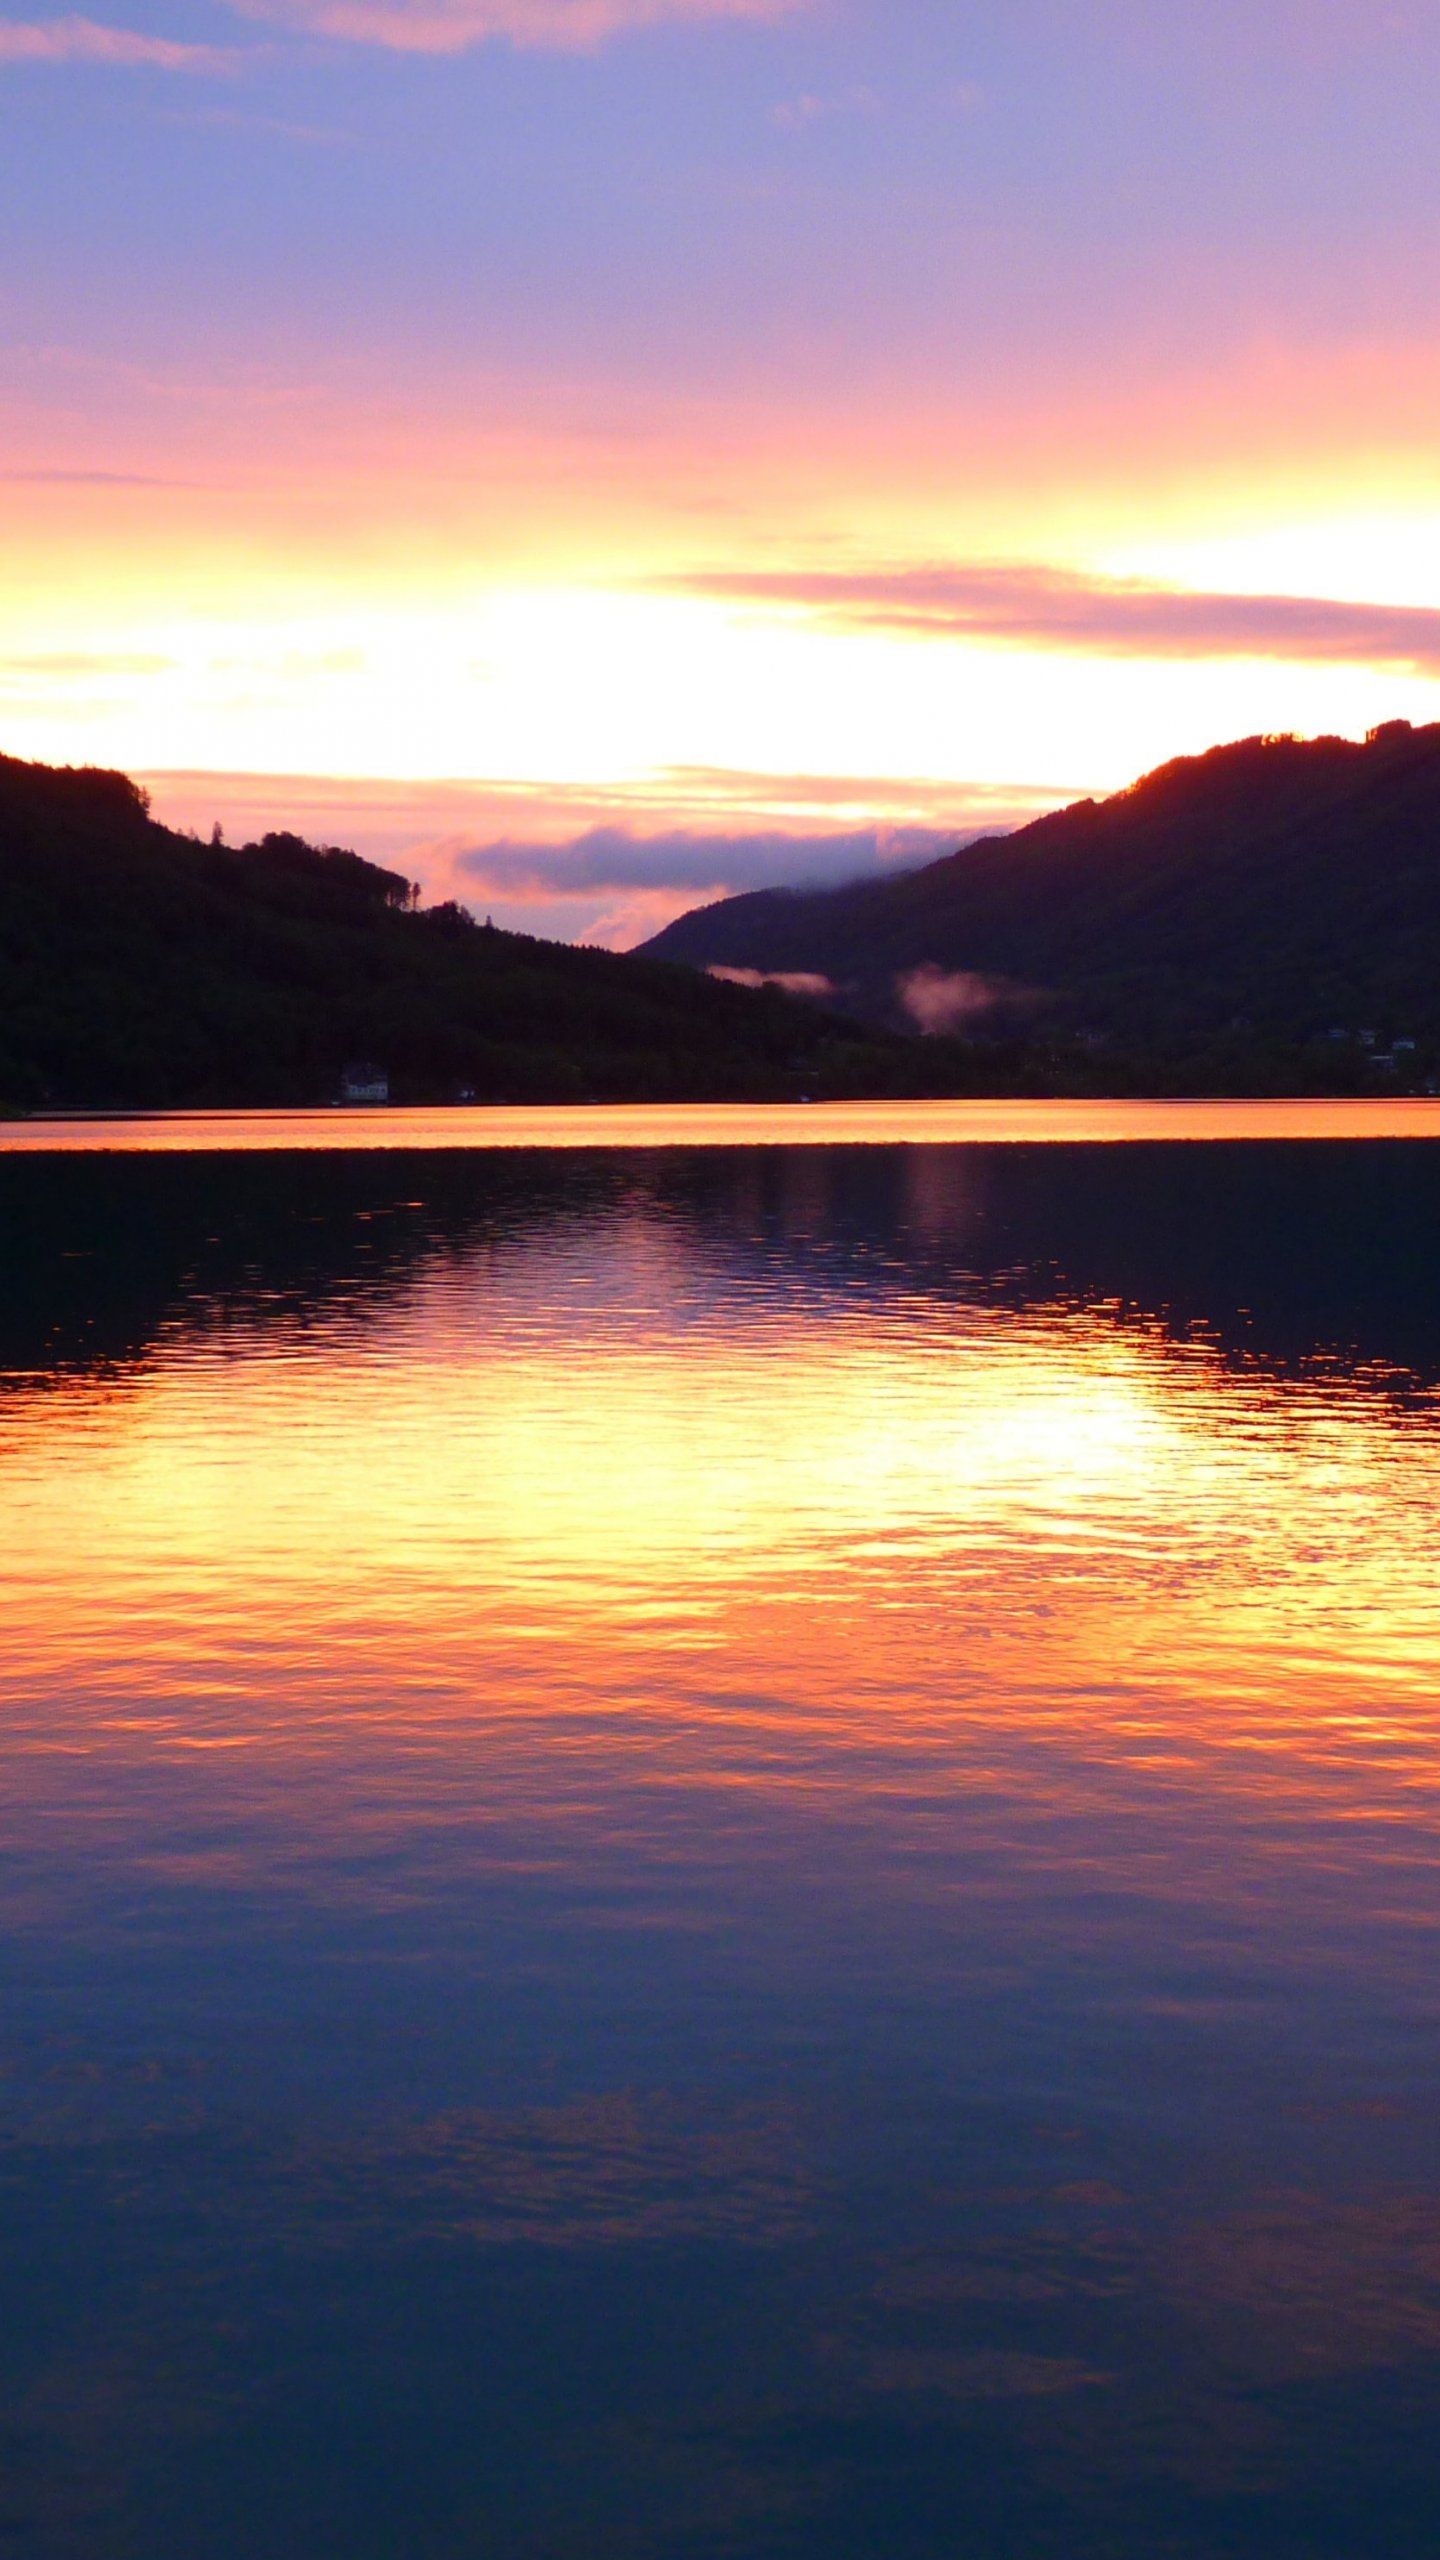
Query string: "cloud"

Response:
xmin=135 ymin=771 xmax=1076 ymax=943
xmin=653 ymin=767 xmax=1063 ymax=821
xmin=453 ymin=821 xmax=952 ymax=901
xmin=233 ymin=0 xmax=803 ymax=55
xmin=0 ymin=468 xmax=194 ymax=485
xmin=707 ymin=965 xmax=835 ymax=998
xmin=139 ymin=766 xmax=1070 ymax=854
xmin=669 ymin=561 xmax=1440 ymax=674
xmin=0 ymin=14 xmax=241 ymax=66
xmin=895 ymin=965 xmax=1033 ymax=1035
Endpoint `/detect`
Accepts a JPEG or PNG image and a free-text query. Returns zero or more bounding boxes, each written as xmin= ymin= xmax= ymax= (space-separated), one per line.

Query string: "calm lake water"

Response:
xmin=1 ymin=1104 xmax=1438 ymax=2557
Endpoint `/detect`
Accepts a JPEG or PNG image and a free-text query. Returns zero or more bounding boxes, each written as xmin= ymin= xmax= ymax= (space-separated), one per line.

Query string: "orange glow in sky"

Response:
xmin=7 ymin=0 xmax=1440 ymax=931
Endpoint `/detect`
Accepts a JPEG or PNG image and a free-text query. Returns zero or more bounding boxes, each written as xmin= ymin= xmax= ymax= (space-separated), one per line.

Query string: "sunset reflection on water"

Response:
xmin=1 ymin=1127 xmax=1438 ymax=2556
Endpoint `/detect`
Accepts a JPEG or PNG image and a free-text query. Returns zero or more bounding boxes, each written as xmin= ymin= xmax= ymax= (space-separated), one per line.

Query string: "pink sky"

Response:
xmin=5 ymin=0 xmax=1440 ymax=933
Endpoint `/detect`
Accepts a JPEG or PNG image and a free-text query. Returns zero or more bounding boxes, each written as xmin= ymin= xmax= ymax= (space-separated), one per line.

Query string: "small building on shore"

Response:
xmin=339 ymin=1062 xmax=390 ymax=1105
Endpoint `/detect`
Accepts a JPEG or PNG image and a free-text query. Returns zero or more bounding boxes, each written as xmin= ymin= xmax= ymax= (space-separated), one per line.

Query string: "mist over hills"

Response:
xmin=642 ymin=724 xmax=1440 ymax=1086
xmin=0 ymin=752 xmax=891 ymax=1111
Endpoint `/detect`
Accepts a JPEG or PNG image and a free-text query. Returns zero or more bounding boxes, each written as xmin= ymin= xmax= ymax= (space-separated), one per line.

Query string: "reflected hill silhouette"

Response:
xmin=2 ymin=1140 xmax=1438 ymax=1391
xmin=728 ymin=1141 xmax=1440 ymax=1390
xmin=0 ymin=1150 xmax=625 ymax=1379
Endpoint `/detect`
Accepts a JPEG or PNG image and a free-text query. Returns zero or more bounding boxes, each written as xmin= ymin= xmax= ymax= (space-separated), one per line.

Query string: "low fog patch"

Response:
xmin=898 ymin=966 xmax=1003 ymax=1033
xmin=897 ymin=965 xmax=1043 ymax=1034
xmin=707 ymin=966 xmax=836 ymax=1000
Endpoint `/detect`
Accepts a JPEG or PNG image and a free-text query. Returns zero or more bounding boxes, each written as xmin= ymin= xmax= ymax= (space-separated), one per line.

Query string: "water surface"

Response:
xmin=1 ymin=1119 xmax=1438 ymax=2555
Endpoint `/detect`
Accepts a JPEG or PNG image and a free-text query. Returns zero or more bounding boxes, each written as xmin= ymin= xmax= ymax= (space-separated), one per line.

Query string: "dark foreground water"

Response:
xmin=1 ymin=1111 xmax=1439 ymax=2557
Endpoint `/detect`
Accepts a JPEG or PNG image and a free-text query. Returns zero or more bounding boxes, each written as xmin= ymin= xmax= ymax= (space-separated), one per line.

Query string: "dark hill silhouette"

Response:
xmin=0 ymin=751 xmax=894 ymax=1110
xmin=641 ymin=724 xmax=1440 ymax=1082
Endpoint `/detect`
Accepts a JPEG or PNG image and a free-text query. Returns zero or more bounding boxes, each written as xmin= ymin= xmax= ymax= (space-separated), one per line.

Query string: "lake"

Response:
xmin=1 ymin=1103 xmax=1438 ymax=2556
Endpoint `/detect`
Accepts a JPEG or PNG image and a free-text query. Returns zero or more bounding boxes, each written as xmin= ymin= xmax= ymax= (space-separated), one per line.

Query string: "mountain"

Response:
xmin=0 ymin=752 xmax=894 ymax=1111
xmin=641 ymin=723 xmax=1440 ymax=1084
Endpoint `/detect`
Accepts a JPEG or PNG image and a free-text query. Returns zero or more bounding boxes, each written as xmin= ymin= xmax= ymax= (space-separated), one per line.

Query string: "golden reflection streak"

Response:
xmin=0 ymin=1277 xmax=1435 ymax=1861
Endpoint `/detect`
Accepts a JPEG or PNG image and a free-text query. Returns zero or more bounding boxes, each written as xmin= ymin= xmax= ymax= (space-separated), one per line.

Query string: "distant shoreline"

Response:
xmin=5 ymin=1097 xmax=1440 ymax=1154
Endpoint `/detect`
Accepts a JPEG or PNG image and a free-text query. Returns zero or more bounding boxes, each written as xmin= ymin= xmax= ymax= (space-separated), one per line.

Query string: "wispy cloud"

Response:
xmin=0 ymin=14 xmax=241 ymax=67
xmin=635 ymin=768 xmax=1066 ymax=826
xmin=0 ymin=467 xmax=195 ymax=484
xmin=234 ymin=0 xmax=804 ymax=56
xmin=669 ymin=562 xmax=1440 ymax=674
xmin=137 ymin=767 xmax=1065 ymax=846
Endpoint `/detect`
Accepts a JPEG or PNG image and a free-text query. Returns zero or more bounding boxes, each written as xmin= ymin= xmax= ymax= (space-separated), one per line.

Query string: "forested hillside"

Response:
xmin=0 ymin=753 xmax=888 ymax=1110
xmin=643 ymin=724 xmax=1440 ymax=1087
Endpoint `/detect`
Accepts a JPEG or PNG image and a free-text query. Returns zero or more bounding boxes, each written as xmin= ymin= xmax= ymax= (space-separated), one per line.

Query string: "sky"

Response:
xmin=5 ymin=0 xmax=1440 ymax=940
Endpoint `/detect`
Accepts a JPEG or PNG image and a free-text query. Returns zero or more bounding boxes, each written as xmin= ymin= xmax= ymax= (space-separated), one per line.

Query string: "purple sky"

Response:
xmin=5 ymin=0 xmax=1440 ymax=933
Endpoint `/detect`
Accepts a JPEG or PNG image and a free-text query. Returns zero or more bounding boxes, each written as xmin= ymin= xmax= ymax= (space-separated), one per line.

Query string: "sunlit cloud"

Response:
xmin=0 ymin=14 xmax=241 ymax=67
xmin=137 ymin=767 xmax=1071 ymax=865
xmin=670 ymin=562 xmax=1440 ymax=674
xmin=235 ymin=0 xmax=805 ymax=54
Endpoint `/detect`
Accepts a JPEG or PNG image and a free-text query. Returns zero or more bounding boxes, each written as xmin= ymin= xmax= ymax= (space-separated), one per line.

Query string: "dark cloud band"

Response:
xmin=667 ymin=562 xmax=1440 ymax=673
xmin=454 ymin=822 xmax=954 ymax=901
